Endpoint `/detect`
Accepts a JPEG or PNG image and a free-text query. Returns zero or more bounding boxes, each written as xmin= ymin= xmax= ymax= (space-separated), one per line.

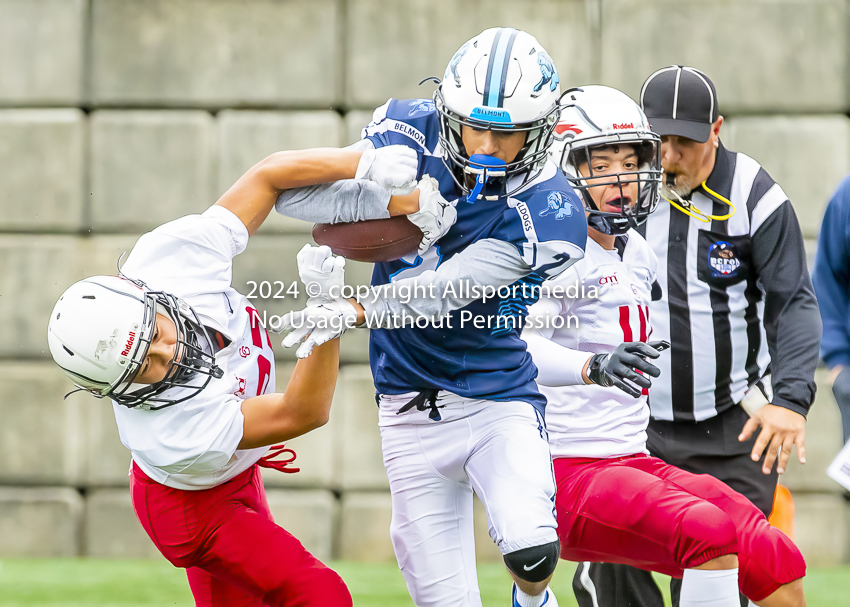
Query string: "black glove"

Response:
xmin=587 ymin=342 xmax=662 ymax=398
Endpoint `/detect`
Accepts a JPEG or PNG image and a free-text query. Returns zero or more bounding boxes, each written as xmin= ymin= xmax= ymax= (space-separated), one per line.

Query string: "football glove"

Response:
xmin=296 ymin=244 xmax=346 ymax=306
xmin=587 ymin=341 xmax=661 ymax=398
xmin=355 ymin=145 xmax=419 ymax=195
xmin=407 ymin=175 xmax=458 ymax=256
xmin=279 ymin=299 xmax=359 ymax=359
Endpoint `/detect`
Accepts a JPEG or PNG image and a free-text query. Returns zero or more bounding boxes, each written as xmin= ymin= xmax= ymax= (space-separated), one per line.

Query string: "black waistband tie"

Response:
xmin=396 ymin=388 xmax=443 ymax=421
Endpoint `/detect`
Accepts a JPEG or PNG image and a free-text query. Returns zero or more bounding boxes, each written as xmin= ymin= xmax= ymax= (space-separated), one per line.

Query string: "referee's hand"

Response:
xmin=738 ymin=404 xmax=807 ymax=475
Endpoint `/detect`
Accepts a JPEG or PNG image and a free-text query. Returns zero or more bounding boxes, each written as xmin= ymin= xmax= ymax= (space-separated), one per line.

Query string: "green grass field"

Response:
xmin=0 ymin=558 xmax=847 ymax=606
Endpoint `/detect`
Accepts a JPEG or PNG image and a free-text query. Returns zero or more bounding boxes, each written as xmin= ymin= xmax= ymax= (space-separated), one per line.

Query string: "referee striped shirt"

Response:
xmin=638 ymin=142 xmax=820 ymax=422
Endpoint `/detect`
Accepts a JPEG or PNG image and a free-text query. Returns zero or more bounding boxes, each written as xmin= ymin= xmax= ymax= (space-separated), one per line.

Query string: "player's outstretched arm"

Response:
xmin=349 ymin=231 xmax=584 ymax=327
xmin=237 ymin=245 xmax=347 ymax=449
xmin=216 ymin=148 xmax=362 ymax=236
xmin=216 ymin=146 xmax=419 ymax=236
xmin=276 ymin=239 xmax=527 ymax=359
xmin=283 ymin=235 xmax=579 ymax=341
xmin=237 ymin=339 xmax=340 ymax=449
xmin=344 ymin=238 xmax=532 ymax=327
xmin=216 ymin=146 xmax=419 ymax=234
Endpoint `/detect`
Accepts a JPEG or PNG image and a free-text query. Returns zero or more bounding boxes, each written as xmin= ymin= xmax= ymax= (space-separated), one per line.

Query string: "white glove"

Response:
xmin=279 ymin=299 xmax=359 ymax=358
xmin=407 ymin=175 xmax=458 ymax=256
xmin=355 ymin=145 xmax=418 ymax=195
xmin=296 ymin=244 xmax=346 ymax=306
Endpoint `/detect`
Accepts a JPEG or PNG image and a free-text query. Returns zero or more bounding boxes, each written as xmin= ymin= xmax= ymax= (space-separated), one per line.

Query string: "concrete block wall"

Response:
xmin=89 ymin=110 xmax=216 ymax=233
xmin=600 ymin=0 xmax=847 ymax=114
xmin=0 ymin=0 xmax=86 ymax=105
xmin=88 ymin=0 xmax=343 ymax=107
xmin=1 ymin=0 xmax=849 ymax=566
xmin=0 ymin=110 xmax=86 ymax=231
xmin=0 ymin=487 xmax=83 ymax=558
xmin=346 ymin=0 xmax=598 ymax=108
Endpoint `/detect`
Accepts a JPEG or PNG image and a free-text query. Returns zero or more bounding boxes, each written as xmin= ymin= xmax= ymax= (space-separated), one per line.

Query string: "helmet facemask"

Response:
xmin=109 ymin=289 xmax=223 ymax=411
xmin=562 ymin=134 xmax=661 ymax=235
xmin=435 ymin=86 xmax=560 ymax=200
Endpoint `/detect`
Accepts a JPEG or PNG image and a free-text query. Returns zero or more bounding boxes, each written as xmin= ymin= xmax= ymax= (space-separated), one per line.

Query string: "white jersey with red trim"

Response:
xmin=523 ymin=230 xmax=657 ymax=459
xmin=114 ymin=205 xmax=275 ymax=490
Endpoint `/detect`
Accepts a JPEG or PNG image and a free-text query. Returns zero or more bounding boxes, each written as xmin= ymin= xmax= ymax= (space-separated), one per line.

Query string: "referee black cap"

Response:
xmin=640 ymin=66 xmax=719 ymax=143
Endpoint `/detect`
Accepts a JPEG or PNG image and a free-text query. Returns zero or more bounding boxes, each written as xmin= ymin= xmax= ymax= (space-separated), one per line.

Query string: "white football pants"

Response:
xmin=379 ymin=392 xmax=558 ymax=607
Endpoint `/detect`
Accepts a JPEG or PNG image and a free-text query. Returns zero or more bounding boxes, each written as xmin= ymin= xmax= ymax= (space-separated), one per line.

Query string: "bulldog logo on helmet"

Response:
xmin=446 ymin=42 xmax=469 ymax=87
xmin=94 ymin=329 xmax=119 ymax=361
xmin=532 ymin=51 xmax=559 ymax=96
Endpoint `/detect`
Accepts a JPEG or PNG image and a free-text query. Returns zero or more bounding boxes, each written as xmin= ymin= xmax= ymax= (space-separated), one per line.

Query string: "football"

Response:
xmin=312 ymin=216 xmax=422 ymax=263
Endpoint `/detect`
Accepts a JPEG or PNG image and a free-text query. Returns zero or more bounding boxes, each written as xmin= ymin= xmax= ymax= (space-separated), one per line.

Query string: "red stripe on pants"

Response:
xmin=130 ymin=463 xmax=351 ymax=607
xmin=553 ymin=454 xmax=805 ymax=601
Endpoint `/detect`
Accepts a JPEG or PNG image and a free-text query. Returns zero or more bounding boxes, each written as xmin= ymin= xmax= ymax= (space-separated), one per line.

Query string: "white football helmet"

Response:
xmin=434 ymin=27 xmax=561 ymax=199
xmin=47 ymin=275 xmax=222 ymax=410
xmin=551 ymin=85 xmax=662 ymax=235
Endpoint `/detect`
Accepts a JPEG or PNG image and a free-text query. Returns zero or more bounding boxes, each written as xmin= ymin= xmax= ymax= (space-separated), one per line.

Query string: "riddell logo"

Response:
xmin=121 ymin=332 xmax=136 ymax=357
xmin=612 ymin=123 xmax=634 ymax=129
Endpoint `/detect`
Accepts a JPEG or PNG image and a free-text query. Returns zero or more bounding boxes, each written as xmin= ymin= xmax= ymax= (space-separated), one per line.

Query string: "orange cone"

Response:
xmin=768 ymin=483 xmax=795 ymax=540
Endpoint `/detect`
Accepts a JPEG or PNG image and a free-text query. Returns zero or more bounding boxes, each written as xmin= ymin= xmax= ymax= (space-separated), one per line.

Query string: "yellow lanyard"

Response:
xmin=663 ymin=181 xmax=736 ymax=223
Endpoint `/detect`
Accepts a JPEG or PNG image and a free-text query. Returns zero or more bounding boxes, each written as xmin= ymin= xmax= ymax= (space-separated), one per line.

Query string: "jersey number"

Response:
xmin=619 ymin=305 xmax=650 ymax=395
xmin=247 ymin=306 xmax=272 ymax=396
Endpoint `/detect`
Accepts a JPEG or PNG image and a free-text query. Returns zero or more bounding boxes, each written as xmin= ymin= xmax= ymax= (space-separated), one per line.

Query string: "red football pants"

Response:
xmin=130 ymin=462 xmax=352 ymax=607
xmin=554 ymin=454 xmax=805 ymax=601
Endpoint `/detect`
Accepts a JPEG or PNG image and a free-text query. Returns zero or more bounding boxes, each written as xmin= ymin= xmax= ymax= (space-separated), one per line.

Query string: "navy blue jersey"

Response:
xmin=362 ymin=98 xmax=587 ymax=414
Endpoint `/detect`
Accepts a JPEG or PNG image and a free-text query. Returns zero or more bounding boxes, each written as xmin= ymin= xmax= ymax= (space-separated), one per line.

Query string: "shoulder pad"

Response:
xmin=361 ymin=98 xmax=439 ymax=154
xmin=517 ymin=186 xmax=586 ymax=246
xmin=497 ymin=187 xmax=587 ymax=280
